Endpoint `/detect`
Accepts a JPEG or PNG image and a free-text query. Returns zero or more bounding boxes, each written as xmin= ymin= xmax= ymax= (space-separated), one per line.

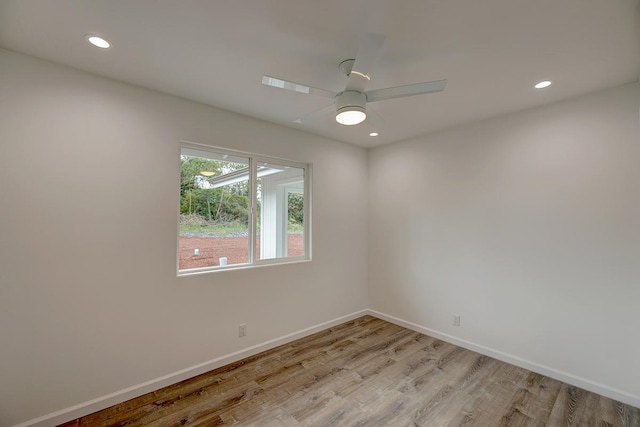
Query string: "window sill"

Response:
xmin=177 ymin=257 xmax=311 ymax=277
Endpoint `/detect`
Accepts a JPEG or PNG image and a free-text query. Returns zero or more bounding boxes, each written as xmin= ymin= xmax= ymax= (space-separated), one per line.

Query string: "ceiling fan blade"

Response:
xmin=293 ymin=103 xmax=334 ymax=125
xmin=345 ymin=33 xmax=386 ymax=92
xmin=365 ymin=106 xmax=383 ymax=128
xmin=262 ymin=75 xmax=336 ymax=99
xmin=366 ymin=79 xmax=448 ymax=103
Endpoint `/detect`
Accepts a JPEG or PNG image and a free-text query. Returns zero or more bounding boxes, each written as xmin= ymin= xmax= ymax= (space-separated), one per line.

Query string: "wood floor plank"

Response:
xmin=300 ymin=398 xmax=363 ymax=427
xmin=60 ymin=316 xmax=640 ymax=427
xmin=383 ymin=330 xmax=433 ymax=361
xmin=547 ymin=383 xmax=588 ymax=426
xmin=471 ymin=378 xmax=525 ymax=426
xmin=616 ymin=399 xmax=640 ymax=427
xmin=409 ymin=353 xmax=497 ymax=425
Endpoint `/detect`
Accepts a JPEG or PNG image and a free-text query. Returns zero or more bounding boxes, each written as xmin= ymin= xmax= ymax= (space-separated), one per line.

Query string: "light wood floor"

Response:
xmin=60 ymin=316 xmax=639 ymax=426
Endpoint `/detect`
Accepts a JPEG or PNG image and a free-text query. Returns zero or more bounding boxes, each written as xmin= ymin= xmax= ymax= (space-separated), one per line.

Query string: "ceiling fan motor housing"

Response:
xmin=335 ymin=90 xmax=366 ymax=114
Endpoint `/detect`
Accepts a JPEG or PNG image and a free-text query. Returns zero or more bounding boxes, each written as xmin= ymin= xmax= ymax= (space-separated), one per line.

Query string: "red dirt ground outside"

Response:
xmin=179 ymin=234 xmax=303 ymax=270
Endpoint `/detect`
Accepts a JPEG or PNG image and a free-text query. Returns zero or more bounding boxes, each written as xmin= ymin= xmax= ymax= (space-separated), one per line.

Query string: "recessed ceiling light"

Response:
xmin=369 ymin=132 xmax=379 ymax=137
xmin=85 ymin=35 xmax=110 ymax=49
xmin=534 ymin=80 xmax=552 ymax=89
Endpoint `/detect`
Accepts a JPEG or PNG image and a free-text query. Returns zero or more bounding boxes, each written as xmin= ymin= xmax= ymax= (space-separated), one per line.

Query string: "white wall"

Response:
xmin=369 ymin=82 xmax=640 ymax=403
xmin=0 ymin=48 xmax=369 ymax=426
xmin=2 ymin=45 xmax=638 ymax=425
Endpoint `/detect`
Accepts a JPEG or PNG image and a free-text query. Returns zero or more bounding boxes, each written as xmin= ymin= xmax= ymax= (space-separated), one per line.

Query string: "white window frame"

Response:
xmin=178 ymin=141 xmax=311 ymax=276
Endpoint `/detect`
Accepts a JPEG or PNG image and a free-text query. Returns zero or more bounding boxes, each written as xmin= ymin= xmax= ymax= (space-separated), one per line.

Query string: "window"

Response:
xmin=178 ymin=142 xmax=310 ymax=274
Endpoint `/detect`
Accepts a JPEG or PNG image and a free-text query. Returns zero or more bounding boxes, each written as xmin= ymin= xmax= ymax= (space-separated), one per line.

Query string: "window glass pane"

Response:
xmin=179 ymin=149 xmax=250 ymax=271
xmin=256 ymin=161 xmax=305 ymax=260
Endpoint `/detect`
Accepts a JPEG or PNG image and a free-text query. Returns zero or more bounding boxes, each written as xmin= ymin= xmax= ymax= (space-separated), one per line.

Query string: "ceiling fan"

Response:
xmin=261 ymin=33 xmax=447 ymax=126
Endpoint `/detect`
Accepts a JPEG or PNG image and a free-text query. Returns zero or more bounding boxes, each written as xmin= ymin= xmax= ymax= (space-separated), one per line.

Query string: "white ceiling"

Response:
xmin=0 ymin=0 xmax=638 ymax=148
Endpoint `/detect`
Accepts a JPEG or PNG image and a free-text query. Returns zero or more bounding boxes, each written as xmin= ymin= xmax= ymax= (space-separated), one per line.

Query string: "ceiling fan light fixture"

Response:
xmin=335 ymin=90 xmax=367 ymax=125
xmin=336 ymin=107 xmax=366 ymax=125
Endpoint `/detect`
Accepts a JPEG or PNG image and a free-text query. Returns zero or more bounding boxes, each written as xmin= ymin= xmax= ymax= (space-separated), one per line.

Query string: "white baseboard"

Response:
xmin=366 ymin=309 xmax=640 ymax=409
xmin=13 ymin=309 xmax=369 ymax=427
xmin=14 ymin=308 xmax=639 ymax=426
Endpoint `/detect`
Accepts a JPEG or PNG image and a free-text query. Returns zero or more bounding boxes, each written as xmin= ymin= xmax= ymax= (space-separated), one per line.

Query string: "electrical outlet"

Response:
xmin=453 ymin=314 xmax=461 ymax=327
xmin=239 ymin=323 xmax=247 ymax=337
